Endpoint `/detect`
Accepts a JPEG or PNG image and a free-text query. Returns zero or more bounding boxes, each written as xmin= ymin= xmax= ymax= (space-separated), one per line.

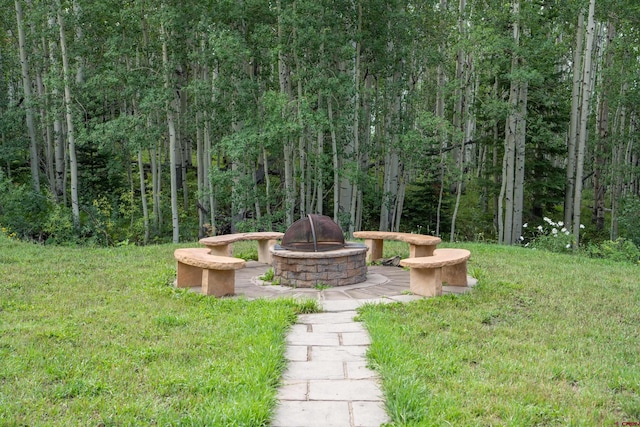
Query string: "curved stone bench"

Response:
xmin=199 ymin=232 xmax=284 ymax=264
xmin=174 ymin=248 xmax=246 ymax=297
xmin=399 ymin=248 xmax=471 ymax=297
xmin=353 ymin=231 xmax=442 ymax=262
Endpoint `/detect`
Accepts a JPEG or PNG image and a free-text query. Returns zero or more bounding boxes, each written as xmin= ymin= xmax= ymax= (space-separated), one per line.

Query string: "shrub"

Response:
xmin=618 ymin=196 xmax=640 ymax=247
xmin=42 ymin=203 xmax=77 ymax=245
xmin=524 ymin=217 xmax=579 ymax=254
xmin=587 ymin=238 xmax=640 ymax=264
xmin=0 ymin=173 xmax=51 ymax=241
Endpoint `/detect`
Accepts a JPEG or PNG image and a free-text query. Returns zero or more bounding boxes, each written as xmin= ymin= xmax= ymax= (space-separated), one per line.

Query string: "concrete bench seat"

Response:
xmin=399 ymin=248 xmax=471 ymax=297
xmin=199 ymin=232 xmax=284 ymax=264
xmin=353 ymin=231 xmax=442 ymax=262
xmin=174 ymin=248 xmax=246 ymax=297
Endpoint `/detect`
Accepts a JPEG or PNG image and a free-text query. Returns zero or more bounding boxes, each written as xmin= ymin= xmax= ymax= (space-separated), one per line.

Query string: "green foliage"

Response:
xmin=448 ymin=182 xmax=496 ymax=242
xmin=259 ymin=268 xmax=275 ymax=281
xmin=524 ymin=215 xmax=640 ymax=265
xmin=0 ymin=172 xmax=51 ymax=241
xmin=400 ymin=182 xmax=448 ymax=236
xmin=586 ymin=238 xmax=640 ymax=264
xmin=618 ymin=196 xmax=640 ymax=247
xmin=0 ymin=169 xmax=169 ymax=246
xmin=42 ymin=203 xmax=77 ymax=245
xmin=284 ymin=297 xmax=322 ymax=315
xmin=0 ymin=108 xmax=28 ymax=169
xmin=524 ymin=217 xmax=576 ymax=254
xmin=235 ymin=214 xmax=285 ymax=234
xmin=75 ymin=142 xmax=128 ymax=207
xmin=2 ymin=0 xmax=640 ymax=248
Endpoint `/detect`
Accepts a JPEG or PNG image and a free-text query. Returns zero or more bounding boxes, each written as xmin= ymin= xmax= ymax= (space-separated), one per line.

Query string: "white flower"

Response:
xmin=523 ymin=223 xmax=528 ymax=228
xmin=558 ymin=221 xmax=564 ymax=227
xmin=519 ymin=236 xmax=524 ymax=241
xmin=580 ymin=224 xmax=585 ymax=229
xmin=552 ymin=228 xmax=558 ymax=235
xmin=566 ymin=244 xmax=571 ymax=249
xmin=537 ymin=225 xmax=544 ymax=232
xmin=565 ymin=231 xmax=570 ymax=235
xmin=543 ymin=217 xmax=552 ymax=224
xmin=561 ymin=227 xmax=567 ymax=233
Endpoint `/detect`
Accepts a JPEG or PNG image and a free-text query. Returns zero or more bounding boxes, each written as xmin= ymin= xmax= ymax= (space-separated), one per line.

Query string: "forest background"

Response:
xmin=1 ymin=0 xmax=639 ymax=253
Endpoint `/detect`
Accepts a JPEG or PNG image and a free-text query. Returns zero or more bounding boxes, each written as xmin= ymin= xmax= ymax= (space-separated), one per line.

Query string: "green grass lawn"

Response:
xmin=1 ymin=236 xmax=638 ymax=426
xmin=0 ymin=237 xmax=313 ymax=426
xmin=359 ymin=242 xmax=640 ymax=426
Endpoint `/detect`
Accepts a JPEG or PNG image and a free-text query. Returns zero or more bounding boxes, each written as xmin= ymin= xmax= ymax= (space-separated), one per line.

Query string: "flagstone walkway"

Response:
xmin=185 ymin=261 xmax=475 ymax=426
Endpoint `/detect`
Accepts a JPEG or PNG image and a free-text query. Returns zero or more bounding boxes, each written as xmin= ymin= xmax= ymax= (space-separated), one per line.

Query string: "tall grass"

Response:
xmin=360 ymin=243 xmax=640 ymax=426
xmin=0 ymin=236 xmax=310 ymax=426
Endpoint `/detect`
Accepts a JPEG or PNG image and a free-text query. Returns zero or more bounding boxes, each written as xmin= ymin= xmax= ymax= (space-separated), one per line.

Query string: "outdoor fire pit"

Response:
xmin=270 ymin=215 xmax=368 ymax=288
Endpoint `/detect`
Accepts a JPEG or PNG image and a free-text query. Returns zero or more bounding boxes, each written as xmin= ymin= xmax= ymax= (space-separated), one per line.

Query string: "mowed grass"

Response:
xmin=0 ymin=237 xmax=313 ymax=426
xmin=2 ymin=236 xmax=639 ymax=426
xmin=359 ymin=242 xmax=640 ymax=426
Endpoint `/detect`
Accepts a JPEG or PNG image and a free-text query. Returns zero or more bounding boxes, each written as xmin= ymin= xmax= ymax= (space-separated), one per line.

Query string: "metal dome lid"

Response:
xmin=281 ymin=214 xmax=345 ymax=252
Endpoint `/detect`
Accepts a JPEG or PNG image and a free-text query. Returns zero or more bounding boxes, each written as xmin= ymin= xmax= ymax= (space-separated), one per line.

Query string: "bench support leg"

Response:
xmin=442 ymin=261 xmax=468 ymax=286
xmin=202 ymin=269 xmax=235 ymax=297
xmin=208 ymin=244 xmax=233 ymax=257
xmin=410 ymin=244 xmax=435 ymax=258
xmin=365 ymin=239 xmax=384 ymax=262
xmin=257 ymin=240 xmax=277 ymax=264
xmin=409 ymin=267 xmax=443 ymax=297
xmin=176 ymin=262 xmax=202 ymax=288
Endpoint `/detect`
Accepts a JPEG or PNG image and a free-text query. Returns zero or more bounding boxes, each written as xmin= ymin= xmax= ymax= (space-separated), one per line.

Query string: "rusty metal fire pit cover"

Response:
xmin=281 ymin=214 xmax=345 ymax=252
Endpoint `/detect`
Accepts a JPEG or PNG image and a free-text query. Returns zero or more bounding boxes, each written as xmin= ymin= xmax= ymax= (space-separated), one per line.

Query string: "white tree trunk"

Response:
xmin=162 ymin=22 xmax=180 ymax=243
xmin=328 ymin=97 xmax=340 ymax=224
xmin=47 ymin=16 xmax=65 ymax=202
xmin=315 ymin=91 xmax=324 ymax=215
xmin=511 ymin=81 xmax=528 ymax=244
xmin=348 ymin=2 xmax=363 ymax=237
xmin=449 ymin=0 xmax=467 ymax=242
xmin=564 ymin=12 xmax=585 ymax=228
xmin=196 ymin=111 xmax=205 ymax=236
xmin=610 ymin=83 xmax=627 ymax=240
xmin=137 ymin=149 xmax=149 ymax=244
xmin=572 ymin=0 xmax=596 ymax=249
xmin=500 ymin=0 xmax=522 ymax=245
xmin=297 ymin=78 xmax=306 ymax=219
xmin=277 ymin=0 xmax=294 ymax=225
xmin=262 ymin=146 xmax=271 ymax=228
xmin=57 ymin=0 xmax=79 ymax=226
xmin=208 ymin=68 xmax=218 ymax=230
xmin=15 ymin=0 xmax=40 ymax=192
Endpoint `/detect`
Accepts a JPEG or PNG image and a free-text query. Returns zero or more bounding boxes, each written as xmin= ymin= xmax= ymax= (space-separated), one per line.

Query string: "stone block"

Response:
xmin=409 ymin=267 xmax=442 ymax=297
xmin=202 ymin=269 xmax=235 ymax=297
xmin=176 ymin=262 xmax=202 ymax=288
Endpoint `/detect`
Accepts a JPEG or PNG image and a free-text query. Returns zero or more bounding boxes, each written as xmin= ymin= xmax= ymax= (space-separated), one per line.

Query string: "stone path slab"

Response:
xmin=271 ymin=309 xmax=390 ymax=427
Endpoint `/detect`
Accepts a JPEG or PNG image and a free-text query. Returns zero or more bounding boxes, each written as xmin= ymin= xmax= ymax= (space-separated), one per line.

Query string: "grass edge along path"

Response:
xmin=359 ymin=242 xmax=640 ymax=426
xmin=0 ymin=237 xmax=317 ymax=426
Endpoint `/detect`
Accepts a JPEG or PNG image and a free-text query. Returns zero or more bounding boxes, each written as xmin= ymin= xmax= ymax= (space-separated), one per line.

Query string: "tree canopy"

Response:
xmin=1 ymin=0 xmax=639 ymax=247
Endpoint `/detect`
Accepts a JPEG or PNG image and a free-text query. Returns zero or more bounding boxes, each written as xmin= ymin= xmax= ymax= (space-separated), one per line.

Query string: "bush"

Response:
xmin=587 ymin=238 xmax=640 ymax=264
xmin=42 ymin=203 xmax=77 ymax=245
xmin=618 ymin=196 xmax=640 ymax=247
xmin=525 ymin=217 xmax=578 ymax=254
xmin=0 ymin=173 xmax=51 ymax=241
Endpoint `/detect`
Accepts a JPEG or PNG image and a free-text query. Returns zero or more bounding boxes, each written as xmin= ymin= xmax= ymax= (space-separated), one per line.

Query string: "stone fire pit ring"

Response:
xmin=270 ymin=243 xmax=368 ymax=288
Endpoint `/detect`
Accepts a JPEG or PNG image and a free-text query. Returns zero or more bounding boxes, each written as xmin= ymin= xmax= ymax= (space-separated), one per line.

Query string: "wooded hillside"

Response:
xmin=1 ymin=0 xmax=639 ymax=247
